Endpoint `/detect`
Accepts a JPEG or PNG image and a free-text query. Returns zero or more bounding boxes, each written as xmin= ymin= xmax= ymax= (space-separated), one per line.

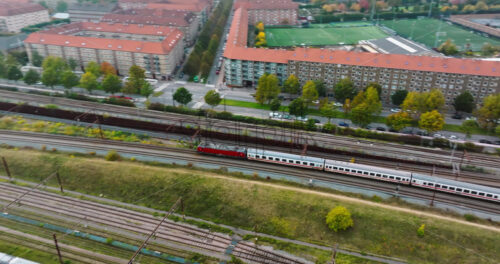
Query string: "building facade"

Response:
xmin=234 ymin=0 xmax=299 ymax=25
xmin=24 ymin=22 xmax=184 ymax=79
xmin=68 ymin=2 xmax=118 ymax=22
xmin=223 ymin=8 xmax=500 ymax=107
xmin=0 ymin=2 xmax=50 ymax=33
xmin=102 ymin=9 xmax=199 ymax=46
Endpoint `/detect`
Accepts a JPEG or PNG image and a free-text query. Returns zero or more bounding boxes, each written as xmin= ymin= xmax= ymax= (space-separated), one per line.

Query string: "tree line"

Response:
xmin=183 ymin=0 xmax=232 ymax=80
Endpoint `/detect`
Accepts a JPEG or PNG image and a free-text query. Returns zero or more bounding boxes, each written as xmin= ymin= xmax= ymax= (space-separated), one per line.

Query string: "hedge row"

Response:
xmin=21 ymin=19 xmax=70 ymax=33
xmin=147 ymin=103 xmax=484 ymax=152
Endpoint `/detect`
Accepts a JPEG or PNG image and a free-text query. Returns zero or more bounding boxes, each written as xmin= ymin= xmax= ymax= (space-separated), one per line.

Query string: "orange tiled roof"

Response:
xmin=0 ymin=2 xmax=46 ymax=16
xmin=146 ymin=3 xmax=206 ymax=12
xmin=25 ymin=22 xmax=183 ymax=55
xmin=234 ymin=0 xmax=299 ymax=10
xmin=102 ymin=11 xmax=194 ymax=27
xmin=224 ymin=8 xmax=500 ymax=77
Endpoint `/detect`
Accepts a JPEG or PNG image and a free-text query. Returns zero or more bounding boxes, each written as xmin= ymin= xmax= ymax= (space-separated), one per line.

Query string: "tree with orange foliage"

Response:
xmin=100 ymin=62 xmax=117 ymax=76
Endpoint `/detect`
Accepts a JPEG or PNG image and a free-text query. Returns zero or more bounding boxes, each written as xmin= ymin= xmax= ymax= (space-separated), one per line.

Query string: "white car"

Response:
xmin=448 ymin=135 xmax=458 ymax=140
xmin=433 ymin=133 xmax=444 ymax=138
xmin=390 ymin=108 xmax=401 ymax=113
xmin=269 ymin=112 xmax=280 ymax=118
xmin=333 ymin=102 xmax=343 ymax=107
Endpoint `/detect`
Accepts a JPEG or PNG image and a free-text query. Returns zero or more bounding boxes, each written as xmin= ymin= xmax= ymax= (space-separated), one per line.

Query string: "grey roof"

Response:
xmin=68 ymin=2 xmax=117 ymax=13
xmin=247 ymin=148 xmax=325 ymax=163
xmin=413 ymin=173 xmax=500 ymax=194
xmin=325 ymin=159 xmax=413 ymax=178
xmin=360 ymin=36 xmax=441 ymax=56
xmin=0 ymin=34 xmax=27 ymax=52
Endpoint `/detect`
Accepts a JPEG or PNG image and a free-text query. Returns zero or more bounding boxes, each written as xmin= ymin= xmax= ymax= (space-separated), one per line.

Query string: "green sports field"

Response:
xmin=265 ymin=24 xmax=388 ymax=47
xmin=380 ymin=18 xmax=500 ymax=51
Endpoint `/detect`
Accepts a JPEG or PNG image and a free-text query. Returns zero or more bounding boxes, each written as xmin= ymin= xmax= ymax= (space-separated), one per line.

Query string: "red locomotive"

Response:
xmin=196 ymin=142 xmax=246 ymax=158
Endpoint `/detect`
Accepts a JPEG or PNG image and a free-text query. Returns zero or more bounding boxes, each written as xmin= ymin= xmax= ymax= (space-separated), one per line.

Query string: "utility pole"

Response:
xmin=427 ymin=0 xmax=434 ymax=18
xmin=2 ymin=172 xmax=57 ymax=212
xmin=329 ymin=244 xmax=338 ymax=264
xmin=128 ymin=197 xmax=182 ymax=264
xmin=2 ymin=157 xmax=11 ymax=179
xmin=55 ymin=171 xmax=64 ymax=193
xmin=53 ymin=234 xmax=64 ymax=264
xmin=370 ymin=0 xmax=375 ymax=21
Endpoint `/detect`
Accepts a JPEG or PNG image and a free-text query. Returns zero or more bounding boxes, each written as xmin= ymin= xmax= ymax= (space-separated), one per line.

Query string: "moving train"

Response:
xmin=196 ymin=142 xmax=500 ymax=203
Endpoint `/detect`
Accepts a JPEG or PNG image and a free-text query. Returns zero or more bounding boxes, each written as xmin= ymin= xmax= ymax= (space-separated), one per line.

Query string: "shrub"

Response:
xmin=322 ymin=123 xmax=336 ymax=133
xmin=102 ymin=97 xmax=135 ymax=107
xmin=105 ymin=237 xmax=114 ymax=244
xmin=105 ymin=150 xmax=121 ymax=161
xmin=417 ymin=224 xmax=425 ymax=237
xmin=325 ymin=206 xmax=354 ymax=232
xmin=464 ymin=214 xmax=478 ymax=222
xmin=45 ymin=104 xmax=59 ymax=109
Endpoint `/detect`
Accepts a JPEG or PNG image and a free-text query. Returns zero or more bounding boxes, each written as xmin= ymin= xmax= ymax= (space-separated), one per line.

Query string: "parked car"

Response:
xmin=416 ymin=130 xmax=429 ymax=136
xmin=433 ymin=133 xmax=444 ymax=138
xmin=311 ymin=118 xmax=320 ymax=124
xmin=493 ymin=141 xmax=500 ymax=146
xmin=390 ymin=108 xmax=400 ymax=113
xmin=479 ymin=139 xmax=492 ymax=144
xmin=388 ymin=128 xmax=398 ymax=133
xmin=452 ymin=113 xmax=462 ymax=119
xmin=109 ymin=95 xmax=133 ymax=100
xmin=376 ymin=127 xmax=386 ymax=131
xmin=465 ymin=116 xmax=477 ymax=121
xmin=338 ymin=121 xmax=349 ymax=127
xmin=296 ymin=116 xmax=308 ymax=122
xmin=333 ymin=102 xmax=343 ymax=107
xmin=448 ymin=135 xmax=458 ymax=140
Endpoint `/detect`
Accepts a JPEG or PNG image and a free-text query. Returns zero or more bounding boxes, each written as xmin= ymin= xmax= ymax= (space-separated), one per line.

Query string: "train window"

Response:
xmin=464 ymin=190 xmax=470 ymax=193
xmin=363 ymin=172 xmax=369 ymax=175
xmin=449 ymin=187 xmax=455 ymax=190
xmin=262 ymin=156 xmax=266 ymax=159
xmin=256 ymin=155 xmax=260 ymax=158
xmin=479 ymin=192 xmax=484 ymax=196
xmin=370 ymin=172 xmax=375 ymax=176
xmin=495 ymin=196 xmax=498 ymax=199
xmin=339 ymin=168 xmax=344 ymax=171
xmin=376 ymin=173 xmax=381 ymax=177
xmin=412 ymin=180 xmax=416 ymax=182
xmin=396 ymin=177 xmax=401 ymax=180
xmin=486 ymin=194 xmax=492 ymax=198
xmin=389 ymin=176 xmax=394 ymax=179
xmin=442 ymin=185 xmax=447 ymax=189
xmin=435 ymin=184 xmax=441 ymax=188
xmin=295 ymin=161 xmax=300 ymax=164
xmin=333 ymin=167 xmax=338 ymax=170
xmin=357 ymin=170 xmax=362 ymax=173
xmin=282 ymin=159 xmax=286 ymax=162
xmin=428 ymin=183 xmax=434 ymax=186
xmin=471 ymin=191 xmax=477 ymax=195
xmin=383 ymin=175 xmax=388 ymax=178
xmin=456 ymin=188 xmax=462 ymax=192
xmin=289 ymin=160 xmax=293 ymax=163
xmin=345 ymin=169 xmax=351 ymax=172
xmin=303 ymin=162 xmax=307 ymax=165
xmin=309 ymin=163 xmax=314 ymax=166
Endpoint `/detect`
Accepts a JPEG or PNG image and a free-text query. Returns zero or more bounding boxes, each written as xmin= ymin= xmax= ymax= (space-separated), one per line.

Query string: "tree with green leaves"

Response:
xmin=42 ymin=56 xmax=67 ymax=72
xmin=31 ymin=50 xmax=43 ymax=67
xmin=453 ymin=91 xmax=475 ymax=114
xmin=302 ymin=80 xmax=318 ymax=106
xmin=438 ymin=39 xmax=459 ymax=55
xmin=460 ymin=119 xmax=477 ymax=139
xmin=350 ymin=87 xmax=382 ymax=128
xmin=41 ymin=68 xmax=59 ymax=88
xmin=402 ymin=89 xmax=444 ymax=119
xmin=173 ymin=87 xmax=193 ymax=106
xmin=23 ymin=69 xmax=40 ymax=85
xmin=7 ymin=66 xmax=22 ymax=81
xmin=313 ymin=80 xmax=327 ymax=97
xmin=419 ymin=110 xmax=444 ymax=134
xmin=0 ymin=53 xmax=6 ymax=78
xmin=325 ymin=206 xmax=353 ymax=232
xmin=139 ymin=81 xmax=153 ymax=97
xmin=204 ymin=90 xmax=222 ymax=109
xmin=321 ymin=102 xmax=340 ymax=123
xmin=270 ymin=98 xmax=281 ymax=112
xmin=496 ymin=125 xmax=500 ymax=137
xmin=481 ymin=43 xmax=499 ymax=56
xmin=386 ymin=111 xmax=413 ymax=131
xmin=79 ymin=72 xmax=99 ymax=92
xmin=475 ymin=94 xmax=500 ymax=130
xmin=123 ymin=65 xmax=147 ymax=94
xmin=68 ymin=58 xmax=79 ymax=71
xmin=288 ymin=97 xmax=308 ymax=117
xmin=364 ymin=82 xmax=381 ymax=99
xmin=60 ymin=70 xmax=79 ymax=89
xmin=283 ymin=74 xmax=300 ymax=94
xmin=56 ymin=1 xmax=68 ymax=12
xmin=334 ymin=78 xmax=356 ymax=103
xmin=391 ymin=89 xmax=408 ymax=106
xmin=255 ymin=73 xmax=280 ymax=104
xmin=102 ymin=74 xmax=122 ymax=94
xmin=85 ymin=61 xmax=102 ymax=77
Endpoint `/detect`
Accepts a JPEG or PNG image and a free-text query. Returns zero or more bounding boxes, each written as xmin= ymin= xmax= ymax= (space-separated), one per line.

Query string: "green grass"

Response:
xmin=442 ymin=123 xmax=491 ymax=136
xmin=0 ymin=238 xmax=62 ymax=264
xmin=2 ymin=148 xmax=499 ymax=264
xmin=380 ymin=18 xmax=500 ymax=51
xmin=265 ymin=25 xmax=388 ymax=47
xmin=223 ymin=99 xmax=286 ymax=111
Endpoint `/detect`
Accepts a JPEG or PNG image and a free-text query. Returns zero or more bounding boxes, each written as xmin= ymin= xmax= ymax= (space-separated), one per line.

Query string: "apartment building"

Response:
xmin=101 ymin=9 xmax=199 ymax=46
xmin=234 ymin=0 xmax=299 ymax=25
xmin=223 ymin=8 xmax=500 ymax=106
xmin=68 ymin=2 xmax=118 ymax=22
xmin=24 ymin=22 xmax=184 ymax=79
xmin=0 ymin=1 xmax=50 ymax=33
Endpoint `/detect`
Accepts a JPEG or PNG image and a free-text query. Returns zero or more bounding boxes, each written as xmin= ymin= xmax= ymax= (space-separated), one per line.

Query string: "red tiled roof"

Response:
xmin=234 ymin=0 xmax=299 ymax=10
xmin=25 ymin=22 xmax=183 ymax=55
xmin=224 ymin=8 xmax=500 ymax=77
xmin=146 ymin=3 xmax=206 ymax=12
xmin=102 ymin=9 xmax=194 ymax=27
xmin=0 ymin=2 xmax=46 ymax=16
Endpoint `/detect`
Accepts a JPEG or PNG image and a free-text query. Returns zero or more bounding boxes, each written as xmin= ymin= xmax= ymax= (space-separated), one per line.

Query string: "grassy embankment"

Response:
xmin=0 ymin=148 xmax=498 ymax=263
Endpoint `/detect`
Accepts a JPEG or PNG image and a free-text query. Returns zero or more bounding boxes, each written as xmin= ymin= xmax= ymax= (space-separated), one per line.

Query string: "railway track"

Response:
xmin=0 ymin=183 xmax=309 ymax=264
xmin=1 ymin=89 xmax=499 ymax=171
xmin=0 ymin=130 xmax=498 ymax=215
